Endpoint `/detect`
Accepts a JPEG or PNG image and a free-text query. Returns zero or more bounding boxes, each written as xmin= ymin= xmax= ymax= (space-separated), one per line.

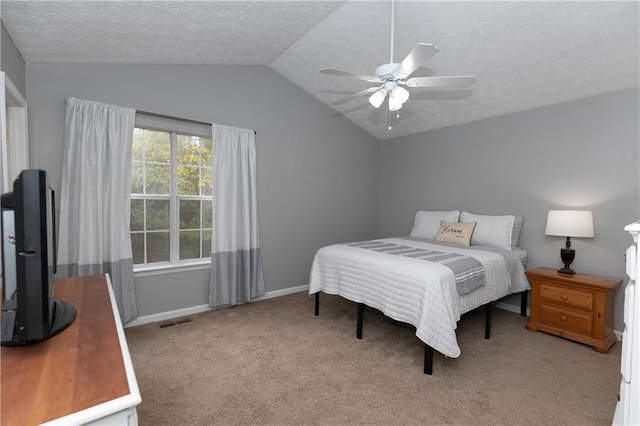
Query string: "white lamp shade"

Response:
xmin=369 ymin=89 xmax=387 ymax=108
xmin=390 ymin=85 xmax=410 ymax=104
xmin=545 ymin=210 xmax=594 ymax=238
xmin=388 ymin=95 xmax=403 ymax=111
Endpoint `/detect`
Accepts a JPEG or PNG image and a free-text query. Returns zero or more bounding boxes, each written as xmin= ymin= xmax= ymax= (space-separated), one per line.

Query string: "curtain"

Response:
xmin=209 ymin=124 xmax=265 ymax=307
xmin=57 ymin=97 xmax=137 ymax=323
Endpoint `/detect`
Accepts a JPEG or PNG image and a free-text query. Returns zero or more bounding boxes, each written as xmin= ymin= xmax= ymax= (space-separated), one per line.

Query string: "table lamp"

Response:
xmin=545 ymin=210 xmax=594 ymax=274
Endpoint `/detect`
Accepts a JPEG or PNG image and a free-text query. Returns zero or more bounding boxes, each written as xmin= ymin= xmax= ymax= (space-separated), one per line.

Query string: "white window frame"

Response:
xmin=132 ymin=116 xmax=212 ymax=276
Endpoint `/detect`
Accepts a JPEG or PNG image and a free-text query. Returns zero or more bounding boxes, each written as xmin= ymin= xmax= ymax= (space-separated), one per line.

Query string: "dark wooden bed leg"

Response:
xmin=357 ymin=303 xmax=364 ymax=339
xmin=424 ymin=344 xmax=433 ymax=375
xmin=485 ymin=303 xmax=492 ymax=340
xmin=520 ymin=290 xmax=528 ymax=316
xmin=314 ymin=292 xmax=319 ymax=316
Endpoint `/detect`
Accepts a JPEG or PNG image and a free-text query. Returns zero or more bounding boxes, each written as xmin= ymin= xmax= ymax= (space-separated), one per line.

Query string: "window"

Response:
xmin=130 ymin=127 xmax=213 ymax=266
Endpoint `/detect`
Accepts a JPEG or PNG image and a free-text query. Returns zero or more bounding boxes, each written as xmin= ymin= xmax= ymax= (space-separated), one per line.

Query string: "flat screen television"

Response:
xmin=1 ymin=169 xmax=76 ymax=346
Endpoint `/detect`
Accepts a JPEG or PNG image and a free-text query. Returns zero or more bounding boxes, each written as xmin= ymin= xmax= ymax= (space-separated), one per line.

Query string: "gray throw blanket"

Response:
xmin=346 ymin=240 xmax=485 ymax=295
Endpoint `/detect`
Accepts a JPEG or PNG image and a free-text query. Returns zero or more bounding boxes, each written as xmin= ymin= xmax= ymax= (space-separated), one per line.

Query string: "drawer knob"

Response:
xmin=561 ymin=294 xmax=568 ymax=301
xmin=560 ymin=315 xmax=567 ymax=322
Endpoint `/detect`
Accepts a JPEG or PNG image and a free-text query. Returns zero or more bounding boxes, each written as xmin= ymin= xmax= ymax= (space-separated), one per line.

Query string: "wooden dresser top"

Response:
xmin=525 ymin=266 xmax=622 ymax=291
xmin=1 ymin=275 xmax=131 ymax=425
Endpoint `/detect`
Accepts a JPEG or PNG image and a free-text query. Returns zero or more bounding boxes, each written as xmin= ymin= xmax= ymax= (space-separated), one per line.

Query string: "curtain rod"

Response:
xmin=136 ymin=110 xmax=256 ymax=134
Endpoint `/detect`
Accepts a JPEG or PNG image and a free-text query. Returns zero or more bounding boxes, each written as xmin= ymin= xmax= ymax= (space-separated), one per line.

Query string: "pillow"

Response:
xmin=435 ymin=221 xmax=476 ymax=247
xmin=459 ymin=212 xmax=515 ymax=250
xmin=512 ymin=216 xmax=524 ymax=248
xmin=410 ymin=210 xmax=460 ymax=240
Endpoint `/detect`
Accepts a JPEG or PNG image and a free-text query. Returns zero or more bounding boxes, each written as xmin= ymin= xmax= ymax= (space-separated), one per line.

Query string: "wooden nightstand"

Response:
xmin=525 ymin=266 xmax=622 ymax=353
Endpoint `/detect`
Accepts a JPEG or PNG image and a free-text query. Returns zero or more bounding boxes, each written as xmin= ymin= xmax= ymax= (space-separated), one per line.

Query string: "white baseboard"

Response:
xmin=125 ymin=284 xmax=310 ymax=328
xmin=253 ymin=284 xmax=310 ymax=301
xmin=494 ymin=301 xmax=529 ymax=316
xmin=127 ymin=288 xmax=624 ymax=341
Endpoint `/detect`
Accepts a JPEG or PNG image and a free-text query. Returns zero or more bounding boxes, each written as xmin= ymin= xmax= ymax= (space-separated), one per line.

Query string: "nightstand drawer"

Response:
xmin=540 ymin=283 xmax=593 ymax=311
xmin=540 ymin=303 xmax=592 ymax=335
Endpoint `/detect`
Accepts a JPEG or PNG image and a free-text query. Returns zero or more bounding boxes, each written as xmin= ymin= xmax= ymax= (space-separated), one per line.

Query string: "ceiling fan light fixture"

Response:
xmin=390 ymin=85 xmax=409 ymax=104
xmin=388 ymin=95 xmax=403 ymax=111
xmin=369 ymin=88 xmax=387 ymax=108
xmin=319 ymin=0 xmax=476 ymax=127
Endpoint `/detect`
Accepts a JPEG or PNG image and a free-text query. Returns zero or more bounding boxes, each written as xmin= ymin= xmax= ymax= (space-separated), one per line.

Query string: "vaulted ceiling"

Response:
xmin=2 ymin=0 xmax=638 ymax=140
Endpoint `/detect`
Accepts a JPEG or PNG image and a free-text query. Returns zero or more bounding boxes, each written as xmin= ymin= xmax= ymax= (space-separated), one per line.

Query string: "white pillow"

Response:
xmin=512 ymin=216 xmax=524 ymax=248
xmin=459 ymin=212 xmax=515 ymax=250
xmin=410 ymin=210 xmax=460 ymax=240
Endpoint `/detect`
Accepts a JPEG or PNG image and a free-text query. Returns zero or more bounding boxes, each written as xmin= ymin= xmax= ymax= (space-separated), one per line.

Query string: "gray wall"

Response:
xmin=25 ymin=63 xmax=380 ymax=317
xmin=1 ymin=21 xmax=26 ymax=97
xmin=379 ymin=89 xmax=640 ymax=331
xmin=21 ymin=61 xmax=640 ymax=329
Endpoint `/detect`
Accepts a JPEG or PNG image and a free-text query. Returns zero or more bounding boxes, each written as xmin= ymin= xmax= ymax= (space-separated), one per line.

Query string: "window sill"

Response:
xmin=133 ymin=260 xmax=210 ymax=278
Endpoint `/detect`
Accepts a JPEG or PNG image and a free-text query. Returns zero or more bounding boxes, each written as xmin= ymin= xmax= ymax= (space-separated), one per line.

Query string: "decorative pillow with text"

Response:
xmin=435 ymin=221 xmax=477 ymax=247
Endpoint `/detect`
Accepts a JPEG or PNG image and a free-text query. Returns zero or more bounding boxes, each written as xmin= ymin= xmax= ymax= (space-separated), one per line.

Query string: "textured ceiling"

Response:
xmin=2 ymin=0 xmax=639 ymax=140
xmin=1 ymin=1 xmax=345 ymax=64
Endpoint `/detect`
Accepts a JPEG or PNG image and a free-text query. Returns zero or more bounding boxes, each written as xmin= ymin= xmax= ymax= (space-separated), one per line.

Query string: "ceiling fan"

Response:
xmin=320 ymin=0 xmax=475 ymax=115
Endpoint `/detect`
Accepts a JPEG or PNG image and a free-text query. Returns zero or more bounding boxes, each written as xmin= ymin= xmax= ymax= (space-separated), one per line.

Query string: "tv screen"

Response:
xmin=1 ymin=169 xmax=76 ymax=346
xmin=1 ymin=198 xmax=17 ymax=304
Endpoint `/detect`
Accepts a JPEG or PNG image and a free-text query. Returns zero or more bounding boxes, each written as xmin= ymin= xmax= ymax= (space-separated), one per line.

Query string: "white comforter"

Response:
xmin=308 ymin=237 xmax=528 ymax=358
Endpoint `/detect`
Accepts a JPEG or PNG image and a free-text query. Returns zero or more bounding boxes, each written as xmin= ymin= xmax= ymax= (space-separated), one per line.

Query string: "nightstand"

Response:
xmin=525 ymin=266 xmax=622 ymax=353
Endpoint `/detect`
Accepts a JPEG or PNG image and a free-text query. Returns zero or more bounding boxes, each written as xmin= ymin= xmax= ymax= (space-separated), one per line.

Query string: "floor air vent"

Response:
xmin=159 ymin=317 xmax=193 ymax=328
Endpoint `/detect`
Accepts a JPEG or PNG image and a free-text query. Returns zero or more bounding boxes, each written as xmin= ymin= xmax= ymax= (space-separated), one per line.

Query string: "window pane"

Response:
xmin=201 ymin=230 xmax=212 ymax=258
xmin=177 ymin=134 xmax=200 ymax=166
xmin=201 ymin=137 xmax=212 ymax=166
xmin=145 ymin=164 xmax=170 ymax=194
xmin=146 ymin=199 xmax=170 ymax=230
xmin=147 ymin=232 xmax=170 ymax=263
xmin=180 ymin=200 xmax=200 ymax=229
xmin=202 ymin=200 xmax=212 ymax=227
xmin=144 ymin=129 xmax=170 ymax=163
xmin=178 ymin=165 xmax=200 ymax=196
xmin=130 ymin=199 xmax=144 ymax=231
xmin=177 ymin=134 xmax=213 ymax=196
xmin=132 ymin=129 xmax=144 ymax=161
xmin=180 ymin=230 xmax=200 ymax=260
xmin=201 ymin=167 xmax=213 ymax=196
xmin=131 ymin=233 xmax=144 ymax=264
xmin=131 ymin=161 xmax=144 ymax=194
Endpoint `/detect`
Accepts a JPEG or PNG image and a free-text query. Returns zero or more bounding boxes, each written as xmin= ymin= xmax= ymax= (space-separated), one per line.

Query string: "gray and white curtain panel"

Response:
xmin=209 ymin=124 xmax=265 ymax=307
xmin=57 ymin=97 xmax=137 ymax=323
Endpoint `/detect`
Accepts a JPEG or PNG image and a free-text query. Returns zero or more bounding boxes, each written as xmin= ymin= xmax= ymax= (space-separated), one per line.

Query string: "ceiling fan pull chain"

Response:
xmin=387 ymin=109 xmax=400 ymax=131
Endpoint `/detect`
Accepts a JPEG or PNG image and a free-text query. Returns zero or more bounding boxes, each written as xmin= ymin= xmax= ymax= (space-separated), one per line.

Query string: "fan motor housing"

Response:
xmin=375 ymin=63 xmax=400 ymax=80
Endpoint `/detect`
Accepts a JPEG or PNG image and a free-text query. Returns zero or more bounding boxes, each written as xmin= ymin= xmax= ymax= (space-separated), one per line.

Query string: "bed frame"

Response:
xmin=314 ymin=291 xmax=528 ymax=375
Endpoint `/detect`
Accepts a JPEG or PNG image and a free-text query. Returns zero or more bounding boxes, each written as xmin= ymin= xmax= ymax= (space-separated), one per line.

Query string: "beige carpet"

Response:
xmin=125 ymin=292 xmax=621 ymax=425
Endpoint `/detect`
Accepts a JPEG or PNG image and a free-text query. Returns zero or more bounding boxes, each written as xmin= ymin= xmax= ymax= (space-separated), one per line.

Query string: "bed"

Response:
xmin=308 ymin=211 xmax=529 ymax=375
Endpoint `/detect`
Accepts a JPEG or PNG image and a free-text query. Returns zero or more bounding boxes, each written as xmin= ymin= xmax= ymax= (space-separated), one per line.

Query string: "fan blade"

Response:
xmin=331 ymin=87 xmax=381 ymax=105
xmin=392 ymin=43 xmax=440 ymax=79
xmin=405 ymin=76 xmax=476 ymax=88
xmin=320 ymin=68 xmax=381 ymax=83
